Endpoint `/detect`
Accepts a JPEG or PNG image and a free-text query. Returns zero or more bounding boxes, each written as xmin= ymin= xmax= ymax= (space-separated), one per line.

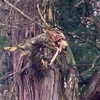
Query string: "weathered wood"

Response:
xmin=81 ymin=73 xmax=100 ymax=100
xmin=0 ymin=0 xmax=79 ymax=100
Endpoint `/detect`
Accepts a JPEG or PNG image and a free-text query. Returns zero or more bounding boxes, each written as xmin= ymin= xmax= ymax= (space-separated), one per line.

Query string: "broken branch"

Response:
xmin=0 ymin=33 xmax=47 ymax=51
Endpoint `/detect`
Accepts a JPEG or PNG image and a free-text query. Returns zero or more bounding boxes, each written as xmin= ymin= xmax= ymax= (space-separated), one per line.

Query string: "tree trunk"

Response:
xmin=3 ymin=0 xmax=79 ymax=100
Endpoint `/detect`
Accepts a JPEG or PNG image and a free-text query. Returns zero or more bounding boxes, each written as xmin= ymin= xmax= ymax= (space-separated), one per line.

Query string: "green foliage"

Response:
xmin=54 ymin=0 xmax=100 ymax=95
xmin=55 ymin=0 xmax=83 ymax=31
xmin=55 ymin=0 xmax=99 ymax=66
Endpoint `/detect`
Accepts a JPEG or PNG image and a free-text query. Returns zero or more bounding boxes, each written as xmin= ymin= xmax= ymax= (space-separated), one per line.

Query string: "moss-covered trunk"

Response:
xmin=3 ymin=0 xmax=79 ymax=100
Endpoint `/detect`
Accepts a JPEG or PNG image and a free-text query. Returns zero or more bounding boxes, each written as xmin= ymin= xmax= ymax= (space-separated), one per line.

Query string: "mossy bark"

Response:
xmin=5 ymin=0 xmax=79 ymax=100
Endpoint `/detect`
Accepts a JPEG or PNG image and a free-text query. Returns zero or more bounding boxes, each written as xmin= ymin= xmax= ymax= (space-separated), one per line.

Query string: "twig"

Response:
xmin=66 ymin=55 xmax=100 ymax=84
xmin=0 ymin=54 xmax=30 ymax=81
xmin=74 ymin=0 xmax=84 ymax=7
xmin=77 ymin=55 xmax=100 ymax=77
xmin=0 ymin=63 xmax=30 ymax=81
xmin=73 ymin=64 xmax=100 ymax=67
xmin=37 ymin=4 xmax=50 ymax=28
xmin=3 ymin=0 xmax=44 ymax=27
xmin=0 ymin=72 xmax=11 ymax=81
xmin=50 ymin=48 xmax=59 ymax=65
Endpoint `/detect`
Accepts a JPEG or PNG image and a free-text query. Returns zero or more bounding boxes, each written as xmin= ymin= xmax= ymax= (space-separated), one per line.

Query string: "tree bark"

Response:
xmin=1 ymin=0 xmax=79 ymax=100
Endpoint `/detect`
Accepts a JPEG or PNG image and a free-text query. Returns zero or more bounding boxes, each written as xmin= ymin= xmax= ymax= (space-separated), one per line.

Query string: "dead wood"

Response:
xmin=2 ymin=33 xmax=47 ymax=51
